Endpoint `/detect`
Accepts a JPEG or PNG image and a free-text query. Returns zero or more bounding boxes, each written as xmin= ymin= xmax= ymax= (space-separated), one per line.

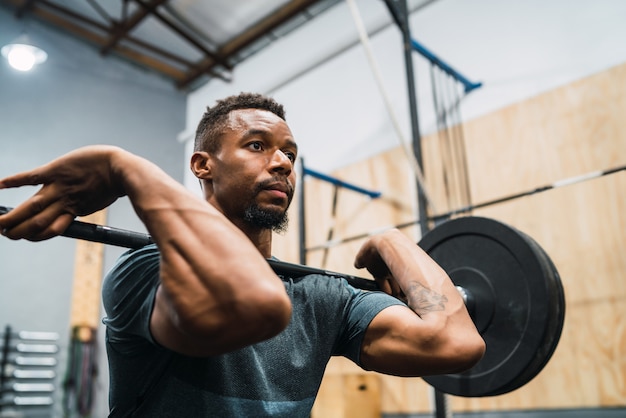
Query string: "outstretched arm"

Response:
xmin=354 ymin=229 xmax=485 ymax=377
xmin=0 ymin=145 xmax=291 ymax=357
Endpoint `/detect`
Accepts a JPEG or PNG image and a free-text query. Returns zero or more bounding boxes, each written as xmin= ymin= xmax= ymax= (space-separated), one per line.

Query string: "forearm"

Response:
xmin=358 ymin=230 xmax=485 ymax=375
xmin=370 ymin=230 xmax=466 ymax=320
xmin=110 ymin=149 xmax=290 ymax=340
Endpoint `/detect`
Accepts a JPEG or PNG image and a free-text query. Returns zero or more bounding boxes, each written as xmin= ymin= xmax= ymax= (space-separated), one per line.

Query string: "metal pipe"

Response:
xmin=383 ymin=0 xmax=430 ymax=236
xmin=411 ymin=38 xmax=482 ymax=94
xmin=298 ymin=158 xmax=307 ymax=265
xmin=303 ymin=167 xmax=381 ymax=199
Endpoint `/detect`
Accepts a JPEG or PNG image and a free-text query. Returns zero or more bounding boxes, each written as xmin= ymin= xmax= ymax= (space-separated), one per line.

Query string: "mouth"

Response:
xmin=263 ymin=189 xmax=288 ymax=199
xmin=260 ymin=181 xmax=293 ymax=201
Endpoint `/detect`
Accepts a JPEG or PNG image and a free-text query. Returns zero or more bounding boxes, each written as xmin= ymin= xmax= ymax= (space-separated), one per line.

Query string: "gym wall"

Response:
xmin=272 ymin=60 xmax=626 ymax=417
xmin=0 ymin=8 xmax=186 ymax=416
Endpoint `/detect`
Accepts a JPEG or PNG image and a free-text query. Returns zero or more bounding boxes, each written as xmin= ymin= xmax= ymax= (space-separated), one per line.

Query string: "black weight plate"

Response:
xmin=419 ymin=217 xmax=565 ymax=397
xmin=494 ymin=230 xmax=565 ymax=395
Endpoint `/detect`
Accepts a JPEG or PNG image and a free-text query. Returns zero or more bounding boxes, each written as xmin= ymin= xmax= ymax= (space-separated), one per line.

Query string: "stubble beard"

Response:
xmin=242 ymin=178 xmax=293 ymax=234
xmin=243 ymin=203 xmax=289 ymax=234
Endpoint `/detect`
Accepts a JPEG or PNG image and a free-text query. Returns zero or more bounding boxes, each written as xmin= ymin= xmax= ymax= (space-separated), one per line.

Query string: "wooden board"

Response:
xmin=69 ymin=209 xmax=107 ymax=341
xmin=305 ymin=62 xmax=626 ymax=414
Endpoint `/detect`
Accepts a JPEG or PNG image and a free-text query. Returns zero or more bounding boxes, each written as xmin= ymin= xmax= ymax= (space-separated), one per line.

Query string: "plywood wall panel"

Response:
xmin=270 ymin=201 xmax=300 ymax=263
xmin=311 ymin=368 xmax=383 ymax=418
xmin=451 ymin=296 xmax=626 ymax=411
xmin=447 ymin=173 xmax=626 ymax=411
xmin=454 ymin=62 xmax=626 ymax=207
xmin=303 ymin=146 xmax=419 ymax=276
xmin=378 ymin=375 xmax=432 ymax=414
xmin=307 ymin=62 xmax=626 ymax=415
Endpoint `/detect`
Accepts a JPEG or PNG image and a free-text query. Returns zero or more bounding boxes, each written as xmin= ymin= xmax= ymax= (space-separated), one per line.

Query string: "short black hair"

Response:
xmin=194 ymin=92 xmax=286 ymax=153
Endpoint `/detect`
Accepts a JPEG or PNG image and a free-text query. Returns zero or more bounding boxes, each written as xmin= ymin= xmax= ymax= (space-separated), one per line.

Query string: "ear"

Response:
xmin=190 ymin=151 xmax=213 ymax=180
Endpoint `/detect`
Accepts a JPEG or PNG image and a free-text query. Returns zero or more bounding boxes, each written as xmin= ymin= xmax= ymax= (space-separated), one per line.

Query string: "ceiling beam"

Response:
xmin=2 ymin=0 xmax=330 ymax=90
xmin=101 ymin=0 xmax=168 ymax=55
xmin=14 ymin=0 xmax=36 ymax=18
xmin=178 ymin=0 xmax=321 ymax=89
xmin=133 ymin=0 xmax=232 ymax=71
xmin=2 ymin=0 xmax=230 ymax=84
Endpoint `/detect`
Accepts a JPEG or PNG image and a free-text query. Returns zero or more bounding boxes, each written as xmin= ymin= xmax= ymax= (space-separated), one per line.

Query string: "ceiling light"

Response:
xmin=2 ymin=35 xmax=48 ymax=72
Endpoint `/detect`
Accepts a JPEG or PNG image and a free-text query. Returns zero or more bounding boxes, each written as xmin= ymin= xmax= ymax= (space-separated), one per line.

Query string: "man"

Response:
xmin=0 ymin=93 xmax=484 ymax=417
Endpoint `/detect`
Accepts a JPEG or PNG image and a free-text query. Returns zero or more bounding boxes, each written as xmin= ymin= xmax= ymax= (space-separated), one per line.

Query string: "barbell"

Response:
xmin=0 ymin=206 xmax=565 ymax=398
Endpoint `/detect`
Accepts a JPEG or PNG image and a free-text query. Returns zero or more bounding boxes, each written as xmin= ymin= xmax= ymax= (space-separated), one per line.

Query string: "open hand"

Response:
xmin=0 ymin=145 xmax=125 ymax=241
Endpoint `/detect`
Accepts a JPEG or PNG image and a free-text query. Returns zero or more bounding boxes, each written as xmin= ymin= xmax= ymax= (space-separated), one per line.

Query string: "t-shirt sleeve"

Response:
xmin=334 ymin=282 xmax=406 ymax=366
xmin=102 ymin=244 xmax=161 ymax=352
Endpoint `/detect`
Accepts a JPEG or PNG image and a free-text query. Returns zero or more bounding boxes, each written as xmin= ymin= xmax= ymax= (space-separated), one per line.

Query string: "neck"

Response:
xmin=203 ymin=192 xmax=274 ymax=258
xmin=233 ymin=220 xmax=273 ymax=258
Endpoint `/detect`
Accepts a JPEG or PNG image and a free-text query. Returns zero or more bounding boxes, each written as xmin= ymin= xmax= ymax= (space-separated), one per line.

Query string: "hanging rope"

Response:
xmin=345 ymin=0 xmax=438 ymax=215
xmin=63 ymin=328 xmax=98 ymax=418
xmin=429 ymin=65 xmax=473 ymax=212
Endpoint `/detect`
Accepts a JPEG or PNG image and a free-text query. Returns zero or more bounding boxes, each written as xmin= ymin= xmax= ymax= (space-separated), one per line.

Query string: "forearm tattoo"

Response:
xmin=405 ymin=281 xmax=448 ymax=316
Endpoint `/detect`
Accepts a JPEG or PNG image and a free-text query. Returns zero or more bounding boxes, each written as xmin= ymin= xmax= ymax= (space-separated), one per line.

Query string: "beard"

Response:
xmin=243 ymin=203 xmax=289 ymax=234
xmin=242 ymin=176 xmax=293 ymax=233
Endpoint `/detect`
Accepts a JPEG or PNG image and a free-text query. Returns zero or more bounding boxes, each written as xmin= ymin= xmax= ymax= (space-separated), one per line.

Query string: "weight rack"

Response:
xmin=0 ymin=325 xmax=59 ymax=416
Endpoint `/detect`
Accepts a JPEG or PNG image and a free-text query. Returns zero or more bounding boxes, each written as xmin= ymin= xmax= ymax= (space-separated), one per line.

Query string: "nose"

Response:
xmin=269 ymin=149 xmax=293 ymax=175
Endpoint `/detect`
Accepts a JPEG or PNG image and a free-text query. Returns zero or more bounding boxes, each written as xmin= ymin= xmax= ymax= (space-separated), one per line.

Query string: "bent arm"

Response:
xmin=0 ymin=146 xmax=291 ymax=356
xmin=110 ymin=149 xmax=291 ymax=356
xmin=355 ymin=229 xmax=485 ymax=376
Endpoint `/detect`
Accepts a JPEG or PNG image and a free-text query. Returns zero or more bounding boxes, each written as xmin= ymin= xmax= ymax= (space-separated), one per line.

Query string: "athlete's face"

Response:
xmin=204 ymin=108 xmax=297 ymax=231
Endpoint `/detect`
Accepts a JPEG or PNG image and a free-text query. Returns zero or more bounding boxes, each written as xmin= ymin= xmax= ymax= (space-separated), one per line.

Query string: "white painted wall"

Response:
xmin=183 ymin=0 xmax=626 ymax=191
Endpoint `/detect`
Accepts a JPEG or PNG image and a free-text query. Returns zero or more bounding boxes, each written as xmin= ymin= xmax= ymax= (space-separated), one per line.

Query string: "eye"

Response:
xmin=248 ymin=141 xmax=263 ymax=151
xmin=283 ymin=151 xmax=296 ymax=163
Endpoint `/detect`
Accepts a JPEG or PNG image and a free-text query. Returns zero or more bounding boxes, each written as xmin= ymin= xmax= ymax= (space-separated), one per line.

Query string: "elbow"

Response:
xmin=254 ymin=288 xmax=292 ymax=339
xmin=215 ymin=284 xmax=292 ymax=343
xmin=172 ymin=283 xmax=292 ymax=355
xmin=443 ymin=332 xmax=486 ymax=374
xmin=417 ymin=321 xmax=486 ymax=375
xmin=470 ymin=335 xmax=487 ymax=365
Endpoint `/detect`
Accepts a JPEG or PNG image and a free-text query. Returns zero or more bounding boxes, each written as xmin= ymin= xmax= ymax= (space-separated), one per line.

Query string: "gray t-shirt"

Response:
xmin=102 ymin=244 xmax=404 ymax=417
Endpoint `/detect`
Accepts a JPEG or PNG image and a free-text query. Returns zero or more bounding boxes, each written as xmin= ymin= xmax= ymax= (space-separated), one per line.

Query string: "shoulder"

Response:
xmin=109 ymin=243 xmax=160 ymax=270
xmin=103 ymin=244 xmax=160 ymax=310
xmin=286 ymin=273 xmax=403 ymax=314
xmin=105 ymin=244 xmax=160 ymax=282
xmin=102 ymin=244 xmax=161 ymax=339
xmin=284 ymin=273 xmax=358 ymax=299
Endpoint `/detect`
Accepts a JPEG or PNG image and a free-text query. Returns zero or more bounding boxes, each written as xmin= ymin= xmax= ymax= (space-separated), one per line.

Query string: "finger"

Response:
xmin=1 ymin=200 xmax=71 ymax=241
xmin=354 ymin=248 xmax=389 ymax=277
xmin=28 ymin=213 xmax=75 ymax=241
xmin=0 ymin=193 xmax=51 ymax=231
xmin=389 ymin=279 xmax=404 ymax=299
xmin=354 ymin=238 xmax=377 ymax=269
xmin=0 ymin=167 xmax=50 ymax=189
xmin=375 ymin=274 xmax=405 ymax=300
xmin=374 ymin=277 xmax=393 ymax=295
xmin=353 ymin=248 xmax=368 ymax=269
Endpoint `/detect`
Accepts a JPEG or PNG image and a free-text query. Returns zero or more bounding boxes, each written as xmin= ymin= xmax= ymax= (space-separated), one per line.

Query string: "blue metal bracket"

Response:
xmin=303 ymin=167 xmax=382 ymax=199
xmin=411 ymin=38 xmax=482 ymax=94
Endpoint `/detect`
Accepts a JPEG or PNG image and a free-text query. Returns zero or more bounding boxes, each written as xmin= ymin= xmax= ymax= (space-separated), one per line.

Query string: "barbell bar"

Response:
xmin=0 ymin=206 xmax=565 ymax=398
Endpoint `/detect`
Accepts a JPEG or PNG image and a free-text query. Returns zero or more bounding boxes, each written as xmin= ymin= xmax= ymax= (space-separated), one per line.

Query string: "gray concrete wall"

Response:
xmin=0 ymin=7 xmax=185 ymax=417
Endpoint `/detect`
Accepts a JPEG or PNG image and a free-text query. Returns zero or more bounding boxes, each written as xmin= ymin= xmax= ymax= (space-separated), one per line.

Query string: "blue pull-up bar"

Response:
xmin=411 ymin=38 xmax=482 ymax=94
xmin=303 ymin=167 xmax=382 ymax=199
